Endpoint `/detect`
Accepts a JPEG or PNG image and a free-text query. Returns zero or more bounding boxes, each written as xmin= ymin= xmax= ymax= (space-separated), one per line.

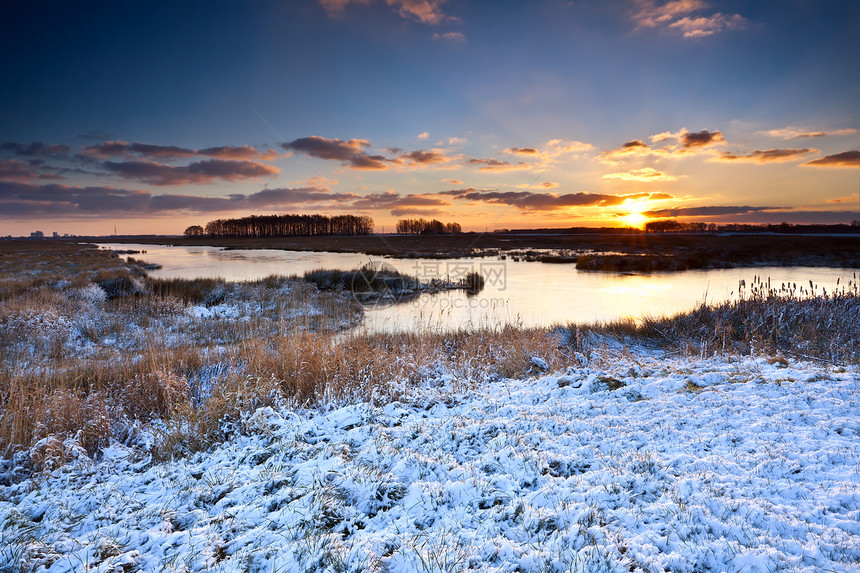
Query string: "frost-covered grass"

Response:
xmin=2 ymin=241 xmax=860 ymax=572
xmin=0 ymin=243 xmax=561 ymax=472
xmin=0 ymin=242 xmax=365 ymax=469
xmin=1 ymin=353 xmax=858 ymax=572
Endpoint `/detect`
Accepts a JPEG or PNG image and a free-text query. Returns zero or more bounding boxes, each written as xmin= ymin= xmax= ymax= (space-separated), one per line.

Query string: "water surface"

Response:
xmin=100 ymin=243 xmax=858 ymax=333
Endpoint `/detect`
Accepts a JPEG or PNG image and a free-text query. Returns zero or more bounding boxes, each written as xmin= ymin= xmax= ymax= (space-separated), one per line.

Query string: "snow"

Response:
xmin=1 ymin=353 xmax=859 ymax=572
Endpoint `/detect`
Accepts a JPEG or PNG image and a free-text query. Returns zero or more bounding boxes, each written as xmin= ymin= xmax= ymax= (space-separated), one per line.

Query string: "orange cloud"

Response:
xmin=517 ymin=181 xmax=559 ymax=189
xmin=602 ymin=167 xmax=679 ymax=182
xmin=827 ymin=193 xmax=859 ymax=204
xmin=601 ymin=128 xmax=723 ymax=164
xmin=632 ymin=0 xmax=746 ymax=38
xmin=763 ymin=127 xmax=858 ymax=140
xmin=668 ymin=13 xmax=746 ymax=37
xmin=803 ymin=150 xmax=860 ymax=168
xmin=319 ymin=0 xmax=452 ymax=25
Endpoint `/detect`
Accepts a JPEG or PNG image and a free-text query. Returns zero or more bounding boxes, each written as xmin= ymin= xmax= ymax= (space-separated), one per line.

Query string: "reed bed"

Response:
xmin=571 ymin=275 xmax=860 ymax=362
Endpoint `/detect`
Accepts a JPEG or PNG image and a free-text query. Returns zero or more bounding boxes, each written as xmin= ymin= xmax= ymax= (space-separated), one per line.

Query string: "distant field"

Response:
xmin=88 ymin=231 xmax=860 ymax=269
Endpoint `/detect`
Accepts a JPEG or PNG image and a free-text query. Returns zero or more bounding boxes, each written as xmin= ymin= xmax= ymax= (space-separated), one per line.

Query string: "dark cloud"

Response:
xmin=81 ymin=141 xmax=197 ymax=159
xmin=390 ymin=207 xmax=446 ymax=217
xmin=647 ymin=207 xmax=858 ymax=224
xmin=80 ymin=141 xmax=132 ymax=158
xmin=350 ymin=191 xmax=450 ymax=214
xmin=197 ymin=146 xmax=277 ymax=160
xmin=82 ymin=141 xmax=278 ymax=162
xmin=643 ymin=206 xmax=775 ymax=218
xmin=622 ymin=140 xmax=649 ymax=149
xmin=0 ymin=142 xmax=70 ymax=156
xmin=803 ymin=150 xmax=860 ymax=168
xmin=441 ymin=188 xmax=630 ymax=211
xmin=349 ymin=154 xmax=390 ymax=170
xmin=505 ymin=147 xmax=540 ymax=155
xmin=717 ymin=148 xmax=816 ymax=164
xmin=128 ymin=142 xmax=197 ymax=159
xmin=283 ymin=136 xmax=368 ymax=161
xmin=147 ymin=194 xmax=244 ymax=212
xmin=77 ymin=130 xmax=115 ymax=141
xmin=0 ymin=180 xmax=366 ymax=217
xmin=0 ymin=159 xmax=59 ymax=181
xmin=103 ymin=159 xmax=279 ymax=185
xmin=399 ymin=150 xmax=449 ymax=164
xmin=246 ymin=187 xmax=358 ymax=208
xmin=283 ymin=136 xmax=391 ymax=170
xmin=680 ymin=129 xmax=724 ymax=148
xmin=0 ymin=181 xmax=151 ymax=215
xmin=466 ymin=158 xmax=531 ymax=171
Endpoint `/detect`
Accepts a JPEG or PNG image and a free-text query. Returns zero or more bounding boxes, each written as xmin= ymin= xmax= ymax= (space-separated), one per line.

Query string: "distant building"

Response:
xmin=53 ymin=232 xmax=60 ymax=238
xmin=30 ymin=231 xmax=44 ymax=239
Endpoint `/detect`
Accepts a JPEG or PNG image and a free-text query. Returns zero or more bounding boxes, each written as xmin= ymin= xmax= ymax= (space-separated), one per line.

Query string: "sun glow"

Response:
xmin=622 ymin=210 xmax=649 ymax=229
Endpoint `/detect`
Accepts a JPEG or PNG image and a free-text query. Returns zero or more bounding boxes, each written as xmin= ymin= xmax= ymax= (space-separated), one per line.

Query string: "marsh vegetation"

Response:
xmin=1 ymin=240 xmax=858 ymax=478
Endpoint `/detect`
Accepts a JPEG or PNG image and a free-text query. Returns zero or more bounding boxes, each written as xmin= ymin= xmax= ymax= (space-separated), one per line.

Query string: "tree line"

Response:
xmin=185 ymin=214 xmax=374 ymax=238
xmin=644 ymin=221 xmax=860 ymax=234
xmin=395 ymin=218 xmax=462 ymax=235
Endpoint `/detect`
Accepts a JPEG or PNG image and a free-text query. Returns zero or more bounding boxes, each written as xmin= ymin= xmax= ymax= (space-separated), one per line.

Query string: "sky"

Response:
xmin=1 ymin=0 xmax=859 ymax=236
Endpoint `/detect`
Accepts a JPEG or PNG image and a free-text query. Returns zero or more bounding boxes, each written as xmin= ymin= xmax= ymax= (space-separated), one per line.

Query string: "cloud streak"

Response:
xmin=643 ymin=205 xmax=775 ymax=217
xmin=441 ymin=188 xmax=669 ymax=211
xmin=802 ymin=150 xmax=860 ymax=168
xmin=80 ymin=141 xmax=279 ymax=161
xmin=103 ymin=159 xmax=280 ymax=185
xmin=0 ymin=142 xmax=70 ymax=157
xmin=283 ymin=136 xmax=390 ymax=170
xmin=632 ymin=0 xmax=746 ymax=38
xmin=715 ymin=148 xmax=817 ymax=164
xmin=319 ymin=0 xmax=452 ymax=25
xmin=0 ymin=181 xmax=368 ymax=217
xmin=763 ymin=127 xmax=858 ymax=140
xmin=602 ymin=167 xmax=679 ymax=182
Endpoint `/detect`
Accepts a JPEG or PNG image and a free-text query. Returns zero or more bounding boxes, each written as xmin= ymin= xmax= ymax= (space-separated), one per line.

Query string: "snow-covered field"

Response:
xmin=2 ymin=352 xmax=858 ymax=572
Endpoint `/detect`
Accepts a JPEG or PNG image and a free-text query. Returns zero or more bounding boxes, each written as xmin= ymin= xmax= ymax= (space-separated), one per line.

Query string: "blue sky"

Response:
xmin=1 ymin=0 xmax=858 ymax=235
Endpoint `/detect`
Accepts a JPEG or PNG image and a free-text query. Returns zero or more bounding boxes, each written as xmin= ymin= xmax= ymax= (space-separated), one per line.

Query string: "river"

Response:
xmin=99 ymin=243 xmax=859 ymax=333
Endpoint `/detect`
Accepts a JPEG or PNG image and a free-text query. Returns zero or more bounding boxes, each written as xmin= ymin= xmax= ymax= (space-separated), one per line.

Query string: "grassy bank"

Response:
xmin=1 ymin=241 xmax=858 ymax=479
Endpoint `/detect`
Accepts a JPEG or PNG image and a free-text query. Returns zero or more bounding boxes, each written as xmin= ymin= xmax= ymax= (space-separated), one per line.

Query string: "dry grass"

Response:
xmin=3 ymin=241 xmax=858 ymax=478
xmin=0 ymin=241 xmax=565 ymax=474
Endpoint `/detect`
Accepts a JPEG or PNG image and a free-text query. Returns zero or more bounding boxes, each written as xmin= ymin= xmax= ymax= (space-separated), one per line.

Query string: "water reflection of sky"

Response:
xmin=99 ymin=243 xmax=860 ymax=334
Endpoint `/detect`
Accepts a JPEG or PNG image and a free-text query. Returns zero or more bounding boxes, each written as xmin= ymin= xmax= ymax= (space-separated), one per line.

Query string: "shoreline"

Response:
xmin=69 ymin=232 xmax=860 ymax=271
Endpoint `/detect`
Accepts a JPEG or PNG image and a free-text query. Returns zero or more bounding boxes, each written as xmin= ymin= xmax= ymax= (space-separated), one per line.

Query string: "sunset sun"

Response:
xmin=622 ymin=209 xmax=649 ymax=229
